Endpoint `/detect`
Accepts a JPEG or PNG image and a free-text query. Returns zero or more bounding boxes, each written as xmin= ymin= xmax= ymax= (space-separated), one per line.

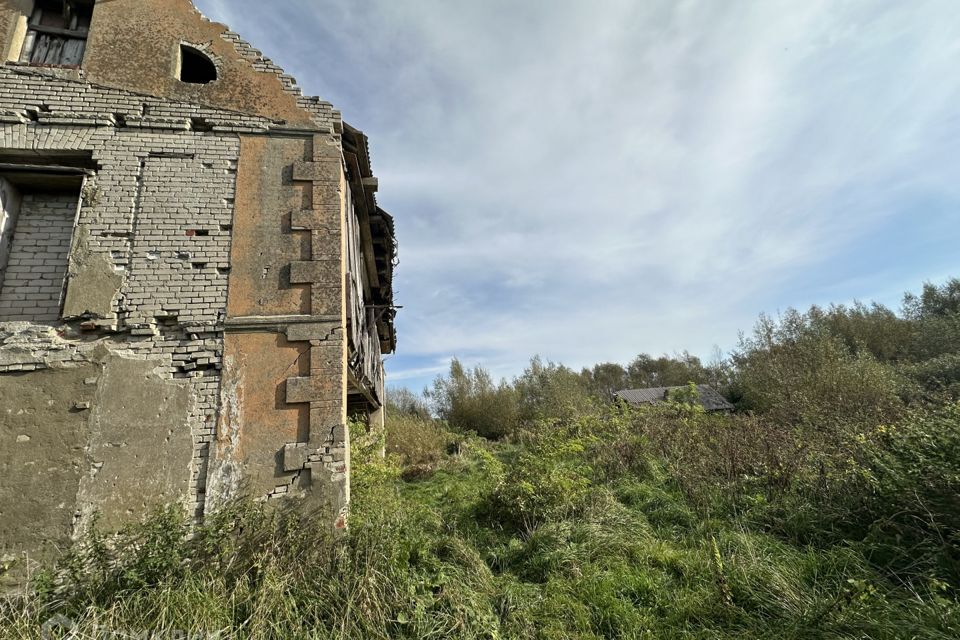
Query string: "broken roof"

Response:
xmin=342 ymin=122 xmax=397 ymax=354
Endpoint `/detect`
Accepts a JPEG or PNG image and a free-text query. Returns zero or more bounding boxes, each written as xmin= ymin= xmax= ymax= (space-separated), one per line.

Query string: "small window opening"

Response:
xmin=179 ymin=45 xmax=217 ymax=84
xmin=190 ymin=117 xmax=215 ymax=132
xmin=19 ymin=0 xmax=93 ymax=67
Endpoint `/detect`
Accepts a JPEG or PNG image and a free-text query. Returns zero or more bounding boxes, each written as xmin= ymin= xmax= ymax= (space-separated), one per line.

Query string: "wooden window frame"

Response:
xmin=19 ymin=0 xmax=94 ymax=68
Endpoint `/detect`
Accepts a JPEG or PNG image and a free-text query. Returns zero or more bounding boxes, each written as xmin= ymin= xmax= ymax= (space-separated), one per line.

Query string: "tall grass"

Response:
xmin=3 ymin=401 xmax=958 ymax=639
xmin=4 ymin=278 xmax=960 ymax=638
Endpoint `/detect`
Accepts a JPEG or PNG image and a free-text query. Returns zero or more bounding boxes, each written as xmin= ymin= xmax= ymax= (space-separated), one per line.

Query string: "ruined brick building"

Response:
xmin=0 ymin=0 xmax=397 ymax=574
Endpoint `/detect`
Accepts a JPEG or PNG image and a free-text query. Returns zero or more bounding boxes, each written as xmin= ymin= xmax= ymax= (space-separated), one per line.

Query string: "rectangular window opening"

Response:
xmin=19 ymin=0 xmax=94 ymax=67
xmin=0 ymin=173 xmax=82 ymax=323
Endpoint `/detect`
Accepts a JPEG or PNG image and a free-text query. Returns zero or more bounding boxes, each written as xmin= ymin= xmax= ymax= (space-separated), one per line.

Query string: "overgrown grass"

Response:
xmin=5 ymin=277 xmax=960 ymax=637
xmin=3 ymin=401 xmax=958 ymax=639
xmin=385 ymin=411 xmax=457 ymax=479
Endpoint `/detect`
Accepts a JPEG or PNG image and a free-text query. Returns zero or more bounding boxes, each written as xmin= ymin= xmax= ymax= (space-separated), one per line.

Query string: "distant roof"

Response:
xmin=614 ymin=385 xmax=735 ymax=412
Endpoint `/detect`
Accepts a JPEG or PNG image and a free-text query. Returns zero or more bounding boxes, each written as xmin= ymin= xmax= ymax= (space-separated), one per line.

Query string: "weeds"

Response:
xmin=4 ymin=278 xmax=960 ymax=638
xmin=3 ymin=403 xmax=959 ymax=638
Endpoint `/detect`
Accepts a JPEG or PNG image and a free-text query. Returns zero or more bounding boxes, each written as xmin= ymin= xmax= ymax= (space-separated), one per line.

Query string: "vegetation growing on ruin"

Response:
xmin=3 ymin=278 xmax=960 ymax=639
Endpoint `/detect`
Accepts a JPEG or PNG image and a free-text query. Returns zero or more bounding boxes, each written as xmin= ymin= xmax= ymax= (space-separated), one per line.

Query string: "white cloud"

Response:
xmin=195 ymin=0 xmax=960 ymax=387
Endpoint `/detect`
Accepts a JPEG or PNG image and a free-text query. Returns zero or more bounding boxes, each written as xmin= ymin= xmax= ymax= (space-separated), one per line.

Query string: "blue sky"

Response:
xmin=195 ymin=0 xmax=960 ymax=392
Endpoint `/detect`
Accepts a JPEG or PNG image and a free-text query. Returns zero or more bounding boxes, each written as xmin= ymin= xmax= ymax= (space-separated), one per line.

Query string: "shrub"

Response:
xmin=580 ymin=361 xmax=630 ymax=398
xmin=805 ymin=301 xmax=915 ymax=362
xmin=626 ymin=351 xmax=712 ymax=388
xmin=623 ymin=404 xmax=816 ymax=506
xmin=482 ymin=427 xmax=592 ymax=534
xmin=733 ymin=312 xmax=904 ymax=427
xmin=386 ymin=411 xmax=455 ymax=478
xmin=903 ymin=278 xmax=960 ymax=320
xmin=427 ymin=359 xmax=519 ymax=439
xmin=842 ymin=403 xmax=960 ymax=583
xmin=386 ymin=386 xmax=432 ymax=420
xmin=55 ymin=506 xmax=191 ymax=607
xmin=513 ymin=356 xmax=595 ymax=424
xmin=902 ymin=352 xmax=960 ymax=400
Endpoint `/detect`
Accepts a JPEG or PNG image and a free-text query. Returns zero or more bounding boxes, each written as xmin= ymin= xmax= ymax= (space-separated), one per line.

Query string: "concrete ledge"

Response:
xmin=224 ymin=314 xmax=339 ymax=333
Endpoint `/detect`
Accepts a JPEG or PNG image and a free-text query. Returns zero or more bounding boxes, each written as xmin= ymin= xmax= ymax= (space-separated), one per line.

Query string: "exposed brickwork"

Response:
xmin=0 ymin=193 xmax=77 ymax=322
xmin=0 ymin=0 xmax=393 ymax=571
xmin=218 ymin=31 xmax=340 ymax=132
xmin=120 ymin=150 xmax=236 ymax=329
xmin=0 ymin=67 xmax=247 ymax=518
xmin=0 ymin=67 xmax=274 ymax=132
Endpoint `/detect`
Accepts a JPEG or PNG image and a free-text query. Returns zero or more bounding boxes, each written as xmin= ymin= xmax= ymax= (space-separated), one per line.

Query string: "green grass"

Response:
xmin=2 ymin=410 xmax=958 ymax=639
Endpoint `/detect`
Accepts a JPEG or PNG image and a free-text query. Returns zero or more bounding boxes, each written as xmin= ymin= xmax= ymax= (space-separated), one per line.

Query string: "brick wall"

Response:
xmin=0 ymin=61 xmax=350 ymax=525
xmin=0 ymin=67 xmax=249 ymax=518
xmin=0 ymin=192 xmax=78 ymax=322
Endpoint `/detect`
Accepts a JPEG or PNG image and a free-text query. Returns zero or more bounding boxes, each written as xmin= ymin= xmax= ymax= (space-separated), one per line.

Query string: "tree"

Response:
xmin=804 ymin=302 xmax=913 ymax=363
xmin=903 ymin=279 xmax=960 ymax=362
xmin=732 ymin=311 xmax=903 ymax=427
xmin=903 ymin=278 xmax=960 ymax=320
xmin=426 ymin=359 xmax=519 ymax=439
xmin=626 ymin=352 xmax=708 ymax=388
xmin=580 ymin=362 xmax=629 ymax=398
xmin=514 ymin=356 xmax=594 ymax=423
xmin=386 ymin=386 xmax=431 ymax=420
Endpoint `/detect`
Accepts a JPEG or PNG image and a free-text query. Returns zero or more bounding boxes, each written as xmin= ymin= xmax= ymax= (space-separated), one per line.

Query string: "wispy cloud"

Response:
xmin=196 ymin=0 xmax=960 ymax=389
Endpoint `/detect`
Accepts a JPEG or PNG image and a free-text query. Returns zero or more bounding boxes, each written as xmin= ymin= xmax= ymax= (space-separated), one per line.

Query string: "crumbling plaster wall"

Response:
xmin=0 ymin=68 xmax=260 ymax=579
xmin=0 ymin=359 xmax=96 ymax=590
xmin=0 ymin=0 xmax=358 ymax=573
xmin=0 ymin=325 xmax=194 ymax=588
xmin=1 ymin=58 xmax=352 ymax=531
xmin=206 ymin=131 xmax=351 ymax=525
xmin=0 ymin=67 xmax=251 ymax=515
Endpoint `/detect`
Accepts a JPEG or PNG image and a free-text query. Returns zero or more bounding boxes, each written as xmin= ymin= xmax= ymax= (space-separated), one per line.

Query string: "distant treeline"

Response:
xmin=391 ymin=277 xmax=960 ymax=439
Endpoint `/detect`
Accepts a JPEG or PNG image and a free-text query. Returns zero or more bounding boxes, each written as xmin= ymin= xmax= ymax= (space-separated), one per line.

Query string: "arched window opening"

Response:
xmin=179 ymin=45 xmax=217 ymax=84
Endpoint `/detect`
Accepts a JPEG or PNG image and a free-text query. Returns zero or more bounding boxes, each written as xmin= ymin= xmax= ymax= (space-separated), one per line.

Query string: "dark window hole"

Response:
xmin=191 ymin=117 xmax=215 ymax=132
xmin=179 ymin=45 xmax=218 ymax=84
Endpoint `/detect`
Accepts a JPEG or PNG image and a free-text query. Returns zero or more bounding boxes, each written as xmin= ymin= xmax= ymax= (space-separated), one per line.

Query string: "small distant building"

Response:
xmin=615 ymin=385 xmax=735 ymax=412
